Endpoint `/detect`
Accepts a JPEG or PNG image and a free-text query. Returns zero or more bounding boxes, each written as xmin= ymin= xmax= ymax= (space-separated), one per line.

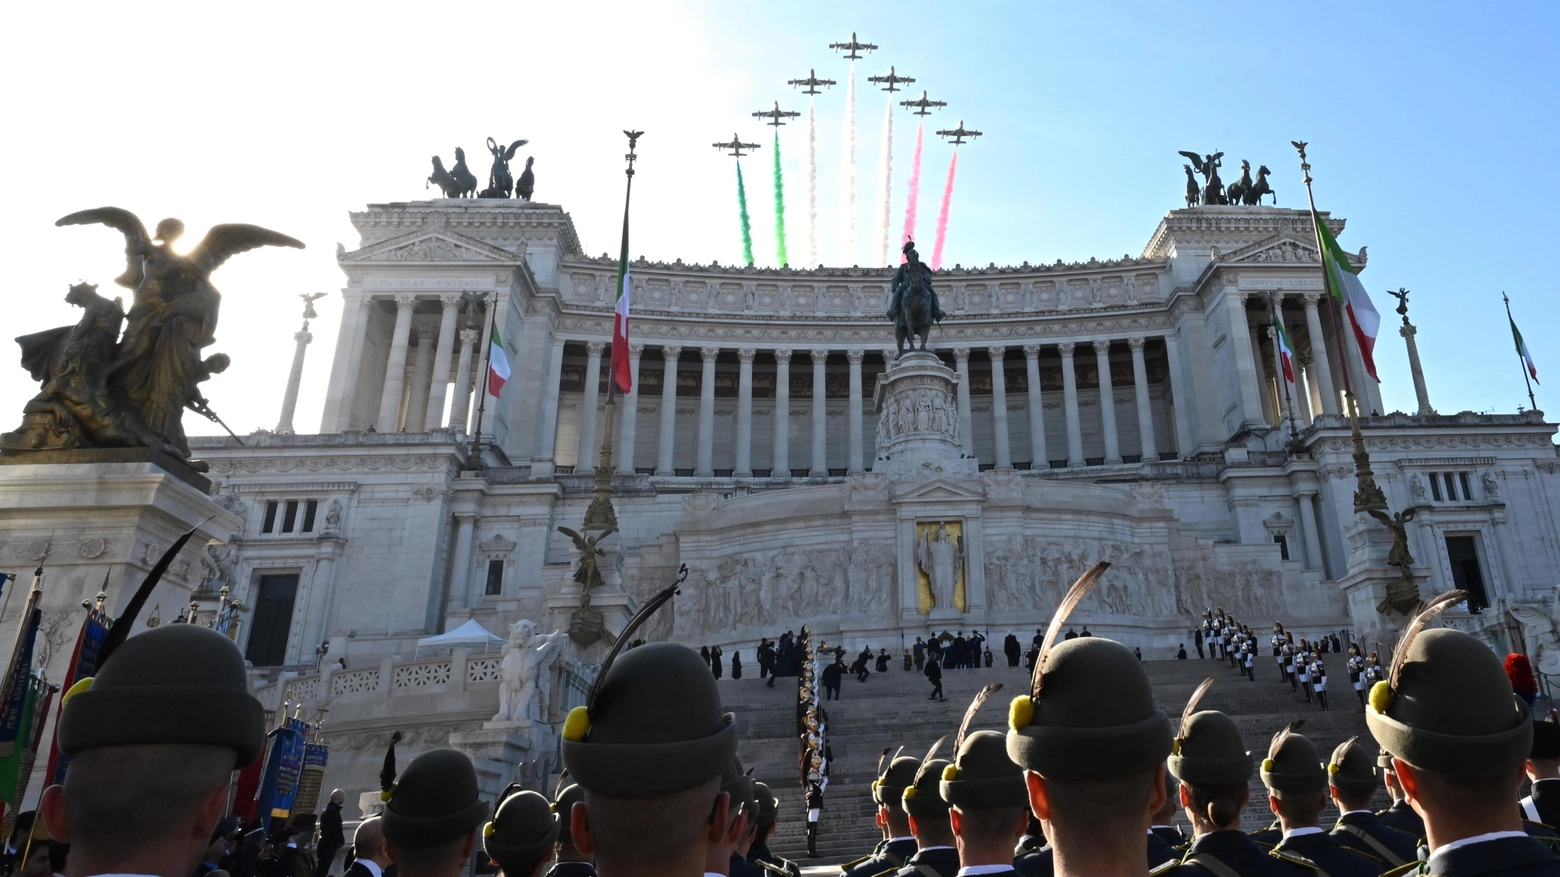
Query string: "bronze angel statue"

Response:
xmin=3 ymin=208 xmax=303 ymax=460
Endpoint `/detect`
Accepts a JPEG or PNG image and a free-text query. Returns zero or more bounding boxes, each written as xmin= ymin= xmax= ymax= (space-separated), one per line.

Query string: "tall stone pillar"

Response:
xmin=1224 ymin=288 xmax=1265 ymax=426
xmin=735 ymin=349 xmax=756 ymax=477
xmin=1266 ymin=325 xmax=1291 ymax=424
xmin=405 ymin=329 xmax=435 ymax=431
xmin=1301 ymin=293 xmax=1339 ymax=416
xmin=1162 ymin=335 xmax=1191 ymax=456
xmin=1293 ymin=353 xmax=1314 ymax=425
xmin=1400 ymin=319 xmax=1435 ymax=415
xmin=953 ymin=349 xmax=974 ymax=456
xmin=1297 ymin=492 xmax=1324 ymax=574
xmin=987 ymin=347 xmax=1012 ymax=468
xmin=618 ymin=345 xmax=644 ymax=470
xmin=376 ymin=295 xmax=417 ymax=432
xmin=276 ymin=323 xmax=313 ymax=435
xmin=846 ymin=350 xmax=865 ymax=474
xmin=1059 ymin=342 xmax=1084 ymax=467
xmin=424 ymin=294 xmax=461 ymax=430
xmin=321 ymin=293 xmax=368 ymax=433
xmin=448 ymin=328 xmax=479 ymax=431
xmin=1022 ymin=344 xmax=1048 ymax=469
xmin=535 ymin=339 xmax=566 ymax=460
xmin=451 ymin=513 xmax=477 ymax=608
xmin=1128 ymin=337 xmax=1156 ymax=462
xmin=696 ymin=347 xmax=719 ymax=477
xmin=773 ymin=350 xmax=792 ymax=477
xmin=810 ymin=349 xmax=829 ymax=476
xmin=578 ymin=342 xmax=606 ymax=470
xmin=1093 ymin=340 xmax=1121 ymax=464
xmin=656 ymin=346 xmax=682 ymax=476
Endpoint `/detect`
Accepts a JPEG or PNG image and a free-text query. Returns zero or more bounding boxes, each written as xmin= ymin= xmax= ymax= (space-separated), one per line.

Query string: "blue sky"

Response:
xmin=2 ymin=1 xmax=1556 ymax=431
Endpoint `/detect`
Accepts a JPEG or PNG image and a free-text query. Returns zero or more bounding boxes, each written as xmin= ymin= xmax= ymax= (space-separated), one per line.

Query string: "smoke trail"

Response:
xmin=806 ymin=98 xmax=817 ymax=268
xmin=773 ymin=129 xmax=788 ymax=266
xmin=875 ymin=94 xmax=893 ymax=266
xmin=901 ymin=120 xmax=923 ymax=263
xmin=842 ymin=60 xmax=856 ymax=264
xmin=736 ymin=160 xmax=754 ymax=267
xmin=930 ymin=148 xmax=958 ymax=271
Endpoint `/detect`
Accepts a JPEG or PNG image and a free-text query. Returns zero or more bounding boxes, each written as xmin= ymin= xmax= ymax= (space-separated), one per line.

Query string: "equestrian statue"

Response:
xmin=887 ymin=240 xmax=945 ymax=357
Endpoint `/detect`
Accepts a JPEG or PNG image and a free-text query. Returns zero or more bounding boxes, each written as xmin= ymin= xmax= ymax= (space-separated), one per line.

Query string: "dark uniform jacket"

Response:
xmin=1379 ymin=835 xmax=1560 ymax=876
xmin=1273 ymin=830 xmax=1381 ymax=877
xmin=1164 ymin=829 xmax=1317 ymax=877
xmin=894 ymin=846 xmax=959 ymax=877
xmin=840 ymin=837 xmax=915 ymax=877
xmin=1015 ymin=834 xmax=1184 ymax=877
xmin=1331 ymin=811 xmax=1418 ymax=869
xmin=544 ymin=864 xmax=598 ymax=877
xmin=1249 ymin=820 xmax=1283 ymax=848
xmin=1528 ymin=782 xmax=1560 ymax=835
xmin=749 ymin=841 xmax=800 ymax=877
xmin=1376 ymin=801 xmax=1425 ymax=840
xmin=1148 ymin=832 xmax=1181 ymax=869
xmin=730 ymin=851 xmax=764 ymax=877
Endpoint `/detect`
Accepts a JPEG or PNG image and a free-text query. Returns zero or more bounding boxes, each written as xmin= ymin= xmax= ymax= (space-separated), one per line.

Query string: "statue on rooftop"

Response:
xmin=1178 ymin=150 xmax=1227 ymax=205
xmin=480 ymin=137 xmax=528 ymax=198
xmin=887 ymin=240 xmax=944 ymax=357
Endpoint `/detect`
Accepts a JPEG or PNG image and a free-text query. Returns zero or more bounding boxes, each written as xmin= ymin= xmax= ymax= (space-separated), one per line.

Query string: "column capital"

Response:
xmin=986 ymin=346 xmax=1006 ymax=362
xmin=438 ymin=292 xmax=463 ymax=308
xmin=952 ymin=348 xmax=971 ymax=363
xmin=1127 ymin=337 xmax=1147 ymax=352
xmin=737 ymin=348 xmax=758 ymax=363
xmin=628 ymin=343 xmax=646 ymax=359
xmin=1399 ymin=322 xmax=1417 ymax=339
xmin=458 ymin=327 xmax=479 ymax=344
xmin=662 ymin=344 xmax=683 ymax=360
xmin=701 ymin=346 xmax=722 ymax=362
xmin=1058 ymin=341 xmax=1076 ymax=357
xmin=586 ymin=340 xmax=607 ymax=356
xmin=845 ymin=349 xmax=865 ymax=364
xmin=1092 ymin=339 xmax=1111 ymax=356
xmin=1021 ymin=343 xmax=1041 ymax=359
xmin=1225 ymin=288 xmax=1248 ymax=304
xmin=810 ymin=348 xmax=830 ymax=363
xmin=294 ymin=328 xmax=313 ymax=345
xmin=393 ymin=293 xmax=418 ymax=309
xmin=1301 ymin=291 xmax=1324 ymax=307
xmin=774 ymin=348 xmax=794 ymax=364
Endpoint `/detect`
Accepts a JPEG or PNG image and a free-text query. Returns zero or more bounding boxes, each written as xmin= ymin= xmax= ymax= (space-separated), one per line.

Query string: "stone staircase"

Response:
xmin=720 ymin=653 xmax=1374 ymax=865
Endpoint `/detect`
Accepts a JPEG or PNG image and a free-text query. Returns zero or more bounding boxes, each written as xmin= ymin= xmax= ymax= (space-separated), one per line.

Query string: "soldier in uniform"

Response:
xmin=896 ymin=751 xmax=959 ymax=877
xmin=1347 ymin=647 xmax=1367 ymax=710
xmin=1258 ymin=727 xmax=1379 ymax=877
xmin=1364 ymin=602 xmax=1560 ymax=875
xmin=747 ymin=782 xmax=801 ymax=877
xmin=940 ymin=729 xmax=1029 ymax=877
xmin=482 ymin=789 xmax=559 ymax=877
xmin=40 ymin=624 xmax=265 ymax=877
xmin=560 ymin=640 xmax=739 ymax=877
xmin=1327 ymin=738 xmax=1418 ymax=869
xmin=1521 ymin=721 xmax=1560 ymax=829
xmin=379 ymin=747 xmax=491 ymax=877
xmin=1373 ymin=750 xmax=1425 ymax=841
xmin=839 ymin=754 xmax=919 ymax=877
xmin=548 ymin=784 xmax=595 ymax=877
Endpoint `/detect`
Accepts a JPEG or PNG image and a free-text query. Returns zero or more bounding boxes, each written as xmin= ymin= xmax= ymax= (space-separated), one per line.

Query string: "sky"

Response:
xmin=2 ymin=1 xmax=1557 ymax=437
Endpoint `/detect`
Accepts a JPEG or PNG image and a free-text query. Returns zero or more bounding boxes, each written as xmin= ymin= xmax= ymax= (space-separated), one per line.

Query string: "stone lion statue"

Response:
xmin=494 ymin=619 xmax=567 ymax=725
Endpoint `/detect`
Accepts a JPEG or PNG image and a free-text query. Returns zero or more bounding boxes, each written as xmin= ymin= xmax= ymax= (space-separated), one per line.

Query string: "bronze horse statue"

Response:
xmin=888 ymin=241 xmax=943 ymax=357
xmin=1227 ymin=160 xmax=1254 ymax=205
xmin=1183 ymin=164 xmax=1201 ymax=208
xmin=428 ymin=156 xmax=464 ymax=198
xmin=1246 ymin=165 xmax=1276 ymax=205
xmin=449 ymin=148 xmax=479 ymax=198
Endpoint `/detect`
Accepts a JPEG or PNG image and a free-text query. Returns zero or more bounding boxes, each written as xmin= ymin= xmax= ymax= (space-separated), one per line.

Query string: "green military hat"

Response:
xmin=873 ymin=749 xmax=921 ymax=806
xmin=58 ymin=623 xmax=265 ymax=766
xmin=902 ymin=756 xmax=953 ymax=820
xmin=1007 ymin=564 xmax=1171 ymax=779
xmin=1532 ymin=721 xmax=1560 ymax=760
xmin=752 ymin=781 xmax=779 ymax=828
xmin=553 ymin=782 xmax=584 ymax=847
xmin=1366 ymin=592 xmax=1532 ymax=779
xmin=720 ymin=756 xmax=756 ymax=817
xmin=482 ymin=790 xmax=559 ymax=871
xmin=1259 ymin=724 xmax=1327 ymax=794
xmin=1327 ymin=737 xmax=1379 ymax=796
xmin=381 ymin=748 xmax=490 ymax=846
xmin=1167 ymin=679 xmax=1252 ymax=785
xmin=941 ymin=730 xmax=1027 ymax=810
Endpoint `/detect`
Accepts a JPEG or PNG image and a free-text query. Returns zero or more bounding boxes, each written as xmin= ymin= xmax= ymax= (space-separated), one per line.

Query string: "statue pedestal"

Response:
xmin=872 ymin=351 xmax=978 ymax=481
xmin=1339 ymin=516 xmax=1426 ymax=643
xmin=450 ymin=722 xmax=554 ymax=799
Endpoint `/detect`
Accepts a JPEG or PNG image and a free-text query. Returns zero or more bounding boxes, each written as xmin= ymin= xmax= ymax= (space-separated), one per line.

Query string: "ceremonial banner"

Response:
xmin=0 ymin=609 xmax=41 ymax=760
xmin=291 ymin=742 xmax=330 ymax=817
xmin=0 ymin=675 xmax=39 ymax=803
xmin=253 ymin=718 xmax=308 ymax=825
xmin=43 ymin=610 xmax=109 ymax=786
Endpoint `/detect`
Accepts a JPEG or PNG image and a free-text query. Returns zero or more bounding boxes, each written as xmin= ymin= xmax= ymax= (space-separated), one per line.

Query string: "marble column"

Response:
xmin=321 ymin=293 xmax=368 ymax=433
xmin=1093 ymin=340 xmax=1121 ymax=464
xmin=1253 ymin=321 xmax=1278 ymax=425
xmin=1224 ymin=289 xmax=1265 ymax=425
xmin=451 ymin=513 xmax=477 ymax=608
xmin=773 ymin=350 xmax=792 ymax=477
xmin=656 ymin=346 xmax=682 ymax=475
xmin=1059 ymin=342 xmax=1084 ymax=467
xmin=1296 ymin=352 xmax=1318 ymax=425
xmin=846 ymin=350 xmax=865 ymax=474
xmin=735 ymin=349 xmax=756 ymax=477
xmin=535 ymin=338 xmax=567 ymax=460
xmin=1301 ymin=293 xmax=1338 ymax=416
xmin=405 ymin=329 xmax=435 ymax=431
xmin=987 ymin=347 xmax=1012 ymax=468
xmin=618 ymin=345 xmax=644 ymax=470
xmin=1022 ymin=345 xmax=1048 ymax=468
xmin=810 ymin=349 xmax=828 ymax=476
xmin=578 ymin=342 xmax=606 ymax=470
xmin=448 ymin=328 xmax=478 ymax=431
xmin=276 ymin=322 xmax=313 ymax=434
xmin=1400 ymin=319 xmax=1435 ymax=415
xmin=376 ymin=294 xmax=417 ymax=432
xmin=1128 ymin=337 xmax=1157 ymax=462
xmin=695 ymin=347 xmax=719 ymax=476
xmin=953 ymin=349 xmax=974 ymax=456
xmin=1162 ymin=335 xmax=1191 ymax=456
xmin=1297 ymin=492 xmax=1324 ymax=575
xmin=424 ymin=294 xmax=461 ymax=430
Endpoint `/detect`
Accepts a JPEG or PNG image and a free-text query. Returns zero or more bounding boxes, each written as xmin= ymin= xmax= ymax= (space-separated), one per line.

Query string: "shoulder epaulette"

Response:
xmin=1148 ymin=859 xmax=1180 ymax=877
xmin=757 ymin=862 xmax=790 ymax=877
xmin=867 ymin=868 xmax=898 ymax=877
xmin=1267 ymin=849 xmax=1320 ymax=870
xmin=838 ymin=855 xmax=872 ymax=874
xmin=1338 ymin=843 xmax=1382 ymax=864
xmin=1379 ymin=863 xmax=1419 ymax=877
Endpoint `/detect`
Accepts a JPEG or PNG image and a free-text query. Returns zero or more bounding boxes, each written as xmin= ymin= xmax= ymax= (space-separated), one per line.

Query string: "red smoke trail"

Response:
xmin=930 ymin=148 xmax=958 ymax=271
xmin=901 ymin=121 xmax=924 ymax=263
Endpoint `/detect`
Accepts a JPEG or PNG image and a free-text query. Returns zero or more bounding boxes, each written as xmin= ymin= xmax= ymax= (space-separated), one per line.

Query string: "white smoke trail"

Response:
xmin=842 ymin=60 xmax=856 ymax=265
xmin=807 ymin=97 xmax=817 ymax=268
xmin=875 ymin=93 xmax=893 ymax=266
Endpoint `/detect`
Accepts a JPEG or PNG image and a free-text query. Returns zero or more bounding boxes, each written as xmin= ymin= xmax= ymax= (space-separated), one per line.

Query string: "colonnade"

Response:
xmin=371 ymin=294 xmax=483 ymax=433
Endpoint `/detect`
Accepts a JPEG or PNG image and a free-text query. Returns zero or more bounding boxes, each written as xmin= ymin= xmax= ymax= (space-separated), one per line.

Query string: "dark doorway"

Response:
xmin=1444 ymin=535 xmax=1489 ymax=612
xmin=245 ymin=573 xmax=299 ymax=666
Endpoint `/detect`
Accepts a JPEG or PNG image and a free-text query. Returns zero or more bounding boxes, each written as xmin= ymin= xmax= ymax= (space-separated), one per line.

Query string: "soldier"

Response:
xmin=1258 ymin=726 xmax=1379 ymax=877
xmin=548 ymin=784 xmax=596 ymax=877
xmin=1523 ymin=721 xmax=1560 ymax=828
xmin=379 ymin=747 xmax=491 ymax=877
xmin=1373 ymin=750 xmax=1425 ymax=840
xmin=1365 ymin=595 xmax=1560 ymax=874
xmin=560 ymin=639 xmax=739 ymax=877
xmin=897 ymin=748 xmax=959 ymax=877
xmin=1149 ymin=770 xmax=1189 ymax=867
xmin=1308 ymin=656 xmax=1328 ymax=711
xmin=40 ymin=624 xmax=265 ymax=877
xmin=941 ymin=708 xmax=1029 ymax=876
xmin=710 ymin=758 xmax=759 ymax=877
xmin=747 ymin=782 xmax=801 ymax=877
xmin=1347 ymin=646 xmax=1367 ymax=710
xmin=1327 ymin=738 xmax=1418 ymax=869
xmin=482 ymin=789 xmax=559 ymax=877
xmin=839 ymin=753 xmax=919 ymax=877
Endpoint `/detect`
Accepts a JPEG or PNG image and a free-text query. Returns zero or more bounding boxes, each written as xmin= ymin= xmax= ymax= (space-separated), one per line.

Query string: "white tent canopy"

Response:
xmin=415 ymin=619 xmax=506 ymax=657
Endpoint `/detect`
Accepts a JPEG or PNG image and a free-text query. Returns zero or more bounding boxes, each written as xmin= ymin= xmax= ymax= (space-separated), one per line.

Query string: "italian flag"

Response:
xmin=1314 ymin=215 xmax=1381 ymax=381
xmin=1512 ymin=315 xmax=1540 ymax=383
xmin=611 ymin=184 xmax=634 ymax=393
xmin=487 ymin=323 xmax=511 ymax=397
xmin=1275 ymin=317 xmax=1296 ymax=384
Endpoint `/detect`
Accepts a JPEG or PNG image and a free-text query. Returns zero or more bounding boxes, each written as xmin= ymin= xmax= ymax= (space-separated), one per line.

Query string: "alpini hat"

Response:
xmin=482 ymin=790 xmax=558 ymax=871
xmin=902 ymin=752 xmax=953 ymax=821
xmin=942 ymin=729 xmax=1027 ymax=810
xmin=553 ymin=782 xmax=584 ymax=847
xmin=752 ymin=781 xmax=779 ymax=828
xmin=381 ymin=748 xmax=490 ymax=846
xmin=1533 ymin=722 xmax=1560 ymax=761
xmin=872 ymin=749 xmax=921 ymax=806
xmin=1365 ymin=591 xmax=1532 ymax=779
xmin=1328 ymin=737 xmax=1379 ymax=796
xmin=1167 ymin=679 xmax=1252 ymax=785
xmin=1259 ymin=724 xmax=1327 ymax=794
xmin=1006 ymin=564 xmax=1171 ymax=779
xmin=720 ymin=756 xmax=756 ymax=817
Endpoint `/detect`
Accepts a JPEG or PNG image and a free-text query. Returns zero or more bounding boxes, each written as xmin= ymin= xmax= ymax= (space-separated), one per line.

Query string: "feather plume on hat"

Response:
xmin=1029 ymin=562 xmax=1110 ymax=700
xmin=379 ymin=731 xmax=403 ymax=802
xmin=1371 ymin=590 xmax=1466 ymax=714
xmin=1170 ymin=676 xmax=1216 ymax=755
xmin=955 ymin=683 xmax=1003 ymax=754
xmin=912 ymin=736 xmax=948 ymax=787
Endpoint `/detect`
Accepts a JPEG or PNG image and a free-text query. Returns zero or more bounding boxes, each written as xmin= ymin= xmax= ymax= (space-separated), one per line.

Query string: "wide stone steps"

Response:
xmin=721 ymin=655 xmax=1373 ymax=864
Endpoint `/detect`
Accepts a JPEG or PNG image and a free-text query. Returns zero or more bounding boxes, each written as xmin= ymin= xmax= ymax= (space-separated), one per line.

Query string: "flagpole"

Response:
xmin=586 ymin=131 xmax=642 ymax=527
xmin=1292 ymin=141 xmax=1360 ymax=419
xmin=467 ymin=297 xmax=498 ymax=472
xmin=1504 ymin=292 xmax=1538 ymax=411
xmin=1269 ymin=294 xmax=1300 ymax=447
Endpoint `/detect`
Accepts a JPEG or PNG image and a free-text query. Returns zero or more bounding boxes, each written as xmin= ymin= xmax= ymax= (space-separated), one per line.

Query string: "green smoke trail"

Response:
xmin=736 ymin=159 xmax=754 ymax=266
xmin=773 ymin=130 xmax=789 ymax=266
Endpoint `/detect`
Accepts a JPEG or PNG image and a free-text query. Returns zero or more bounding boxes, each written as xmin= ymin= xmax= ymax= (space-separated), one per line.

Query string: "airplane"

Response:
xmin=753 ymin=101 xmax=801 ymax=127
xmin=936 ymin=121 xmax=982 ymax=145
xmin=712 ymin=134 xmax=761 ymax=158
xmin=867 ymin=66 xmax=914 ymax=92
xmin=900 ymin=90 xmax=946 ymax=115
xmin=787 ymin=69 xmax=837 ymax=95
xmin=828 ymin=31 xmax=877 ymax=59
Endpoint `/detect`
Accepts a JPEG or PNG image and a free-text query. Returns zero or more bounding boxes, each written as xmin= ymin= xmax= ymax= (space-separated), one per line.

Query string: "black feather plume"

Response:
xmin=380 ymin=730 xmax=403 ymax=795
xmin=95 ymin=520 xmax=209 ymax=669
xmin=586 ymin=565 xmax=686 ymax=707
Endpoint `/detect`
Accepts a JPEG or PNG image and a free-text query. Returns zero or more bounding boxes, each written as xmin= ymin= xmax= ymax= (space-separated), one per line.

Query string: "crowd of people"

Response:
xmin=1187 ymin=609 xmax=1393 ymax=712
